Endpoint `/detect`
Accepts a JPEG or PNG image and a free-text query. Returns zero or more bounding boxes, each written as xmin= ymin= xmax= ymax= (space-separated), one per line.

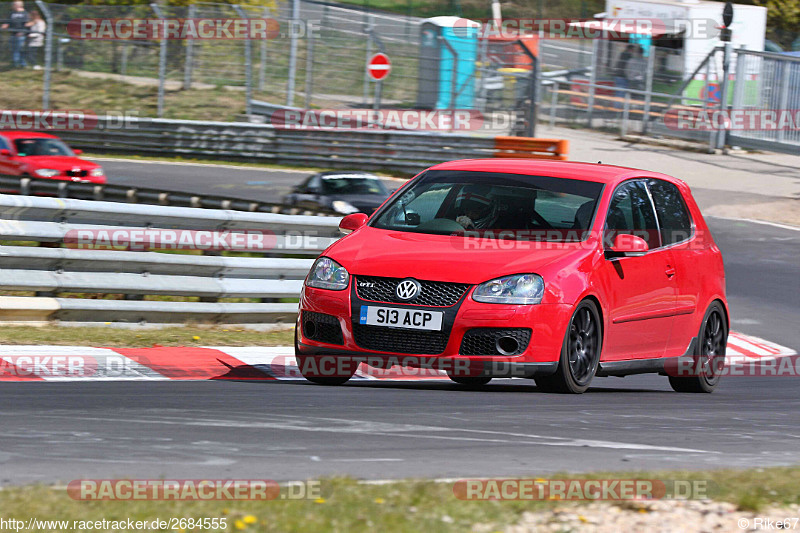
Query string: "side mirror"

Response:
xmin=73 ymin=149 xmax=83 ymax=155
xmin=608 ymin=233 xmax=649 ymax=257
xmin=0 ymin=149 xmax=11 ymax=157
xmin=339 ymin=213 xmax=368 ymax=235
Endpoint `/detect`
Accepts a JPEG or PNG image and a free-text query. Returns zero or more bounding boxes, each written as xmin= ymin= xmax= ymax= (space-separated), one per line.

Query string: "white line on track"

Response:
xmin=707 ymin=215 xmax=800 ymax=232
xmin=46 ymin=414 xmax=711 ymax=454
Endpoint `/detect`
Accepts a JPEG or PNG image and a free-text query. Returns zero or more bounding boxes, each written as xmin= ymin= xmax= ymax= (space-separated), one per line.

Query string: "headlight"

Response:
xmin=331 ymin=200 xmax=359 ymax=214
xmin=473 ymin=274 xmax=545 ymax=305
xmin=89 ymin=168 xmax=104 ymax=177
xmin=33 ymin=169 xmax=59 ymax=178
xmin=306 ymin=257 xmax=349 ymax=291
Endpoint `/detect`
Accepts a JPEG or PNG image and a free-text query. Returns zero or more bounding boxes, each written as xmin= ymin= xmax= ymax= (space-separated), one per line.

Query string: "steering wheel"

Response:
xmin=530 ymin=211 xmax=553 ymax=229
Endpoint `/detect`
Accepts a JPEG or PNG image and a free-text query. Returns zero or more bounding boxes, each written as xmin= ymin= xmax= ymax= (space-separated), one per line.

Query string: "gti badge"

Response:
xmin=396 ymin=278 xmax=421 ymax=301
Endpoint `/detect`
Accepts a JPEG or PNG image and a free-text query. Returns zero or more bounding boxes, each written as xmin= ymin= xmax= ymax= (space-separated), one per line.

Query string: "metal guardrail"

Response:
xmin=0 ymin=194 xmax=343 ymax=326
xmin=0 ymin=174 xmax=339 ymax=217
xmin=48 ymin=117 xmax=569 ymax=174
xmin=55 ymin=116 xmax=498 ymax=173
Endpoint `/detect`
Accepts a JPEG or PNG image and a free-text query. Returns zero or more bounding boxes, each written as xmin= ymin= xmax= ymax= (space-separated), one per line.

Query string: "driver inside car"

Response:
xmin=455 ymin=186 xmax=498 ymax=230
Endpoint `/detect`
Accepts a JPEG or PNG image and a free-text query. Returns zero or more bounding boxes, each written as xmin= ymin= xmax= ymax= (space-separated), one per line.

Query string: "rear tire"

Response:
xmin=534 ymin=300 xmax=602 ymax=394
xmin=668 ymin=302 xmax=726 ymax=393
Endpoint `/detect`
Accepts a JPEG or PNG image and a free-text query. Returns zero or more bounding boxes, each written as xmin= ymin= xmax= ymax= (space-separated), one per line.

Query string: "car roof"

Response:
xmin=318 ymin=171 xmax=379 ymax=178
xmin=428 ymin=159 xmax=683 ymax=187
xmin=0 ymin=131 xmax=60 ymax=140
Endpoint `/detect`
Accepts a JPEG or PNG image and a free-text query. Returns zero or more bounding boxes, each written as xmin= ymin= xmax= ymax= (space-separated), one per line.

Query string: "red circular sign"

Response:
xmin=367 ymin=53 xmax=391 ymax=81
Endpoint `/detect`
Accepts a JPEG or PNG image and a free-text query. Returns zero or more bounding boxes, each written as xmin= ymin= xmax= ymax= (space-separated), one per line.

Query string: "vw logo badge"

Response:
xmin=396 ymin=278 xmax=421 ymax=301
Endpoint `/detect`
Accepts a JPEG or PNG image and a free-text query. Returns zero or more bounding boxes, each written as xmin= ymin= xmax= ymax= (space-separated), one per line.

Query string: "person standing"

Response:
xmin=614 ymin=44 xmax=634 ymax=92
xmin=1 ymin=1 xmax=30 ymax=68
xmin=625 ymin=45 xmax=647 ymax=92
xmin=27 ymin=9 xmax=45 ymax=69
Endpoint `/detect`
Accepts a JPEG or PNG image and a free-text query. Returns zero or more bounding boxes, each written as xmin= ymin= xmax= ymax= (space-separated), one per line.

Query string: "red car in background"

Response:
xmin=297 ymin=159 xmax=729 ymax=394
xmin=0 ymin=131 xmax=105 ymax=184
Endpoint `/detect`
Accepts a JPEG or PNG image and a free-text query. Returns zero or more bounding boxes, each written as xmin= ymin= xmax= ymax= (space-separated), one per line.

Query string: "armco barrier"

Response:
xmin=48 ymin=117 xmax=567 ymax=173
xmin=0 ymin=174 xmax=339 ymax=217
xmin=0 ymin=194 xmax=343 ymax=325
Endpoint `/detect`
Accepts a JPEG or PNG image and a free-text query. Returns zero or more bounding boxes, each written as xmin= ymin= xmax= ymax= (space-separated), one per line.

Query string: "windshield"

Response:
xmin=371 ymin=170 xmax=604 ymax=242
xmin=320 ymin=175 xmax=388 ymax=195
xmin=13 ymin=138 xmax=74 ymax=157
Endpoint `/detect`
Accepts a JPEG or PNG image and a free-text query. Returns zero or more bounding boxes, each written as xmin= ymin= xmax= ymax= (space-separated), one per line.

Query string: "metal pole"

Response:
xmin=717 ymin=41 xmax=733 ymax=149
xmin=776 ymin=53 xmax=791 ymax=144
xmin=586 ymin=38 xmax=599 ymax=127
xmin=150 ymin=3 xmax=167 ymax=118
xmin=730 ymin=47 xmax=747 ymax=112
xmin=35 ymin=0 xmax=53 ymax=109
xmin=371 ymin=32 xmax=386 ymax=126
xmin=304 ymin=28 xmax=314 ymax=109
xmin=642 ymin=47 xmax=656 ymax=134
xmin=439 ymin=36 xmax=459 ymax=111
xmin=522 ymin=40 xmax=538 ymax=137
xmin=549 ymin=81 xmax=558 ymax=128
xmin=286 ymin=0 xmax=300 ymax=107
xmin=121 ymin=44 xmax=129 ymax=77
xmin=362 ymin=15 xmax=374 ymax=106
xmin=258 ymin=7 xmax=269 ymax=91
xmin=621 ymin=91 xmax=630 ymax=137
xmin=233 ymin=5 xmax=252 ymax=116
xmin=183 ymin=4 xmax=196 ymax=90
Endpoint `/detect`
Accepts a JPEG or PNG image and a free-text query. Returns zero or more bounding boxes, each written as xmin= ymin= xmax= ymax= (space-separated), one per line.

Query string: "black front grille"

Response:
xmin=459 ymin=328 xmax=532 ymax=356
xmin=302 ymin=311 xmax=344 ymax=345
xmin=66 ymin=169 xmax=88 ymax=178
xmin=352 ymin=324 xmax=449 ymax=354
xmin=355 ymin=276 xmax=469 ymax=307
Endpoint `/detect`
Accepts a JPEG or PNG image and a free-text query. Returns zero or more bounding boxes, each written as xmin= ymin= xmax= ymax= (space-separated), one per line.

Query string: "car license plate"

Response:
xmin=359 ymin=306 xmax=443 ymax=331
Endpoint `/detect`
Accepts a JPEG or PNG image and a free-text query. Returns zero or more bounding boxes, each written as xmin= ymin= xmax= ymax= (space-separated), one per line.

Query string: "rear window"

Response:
xmin=371 ymin=170 xmax=604 ymax=242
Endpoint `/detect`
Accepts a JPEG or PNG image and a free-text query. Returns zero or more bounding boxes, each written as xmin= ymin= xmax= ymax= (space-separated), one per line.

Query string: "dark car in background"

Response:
xmin=284 ymin=171 xmax=392 ymax=214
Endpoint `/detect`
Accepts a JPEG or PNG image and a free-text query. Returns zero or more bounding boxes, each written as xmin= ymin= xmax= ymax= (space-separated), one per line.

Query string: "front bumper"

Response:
xmin=297 ymin=282 xmax=571 ymax=378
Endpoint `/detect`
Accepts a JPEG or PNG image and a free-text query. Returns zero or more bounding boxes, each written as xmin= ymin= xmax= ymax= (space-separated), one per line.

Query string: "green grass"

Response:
xmin=1 ymin=69 xmax=246 ymax=122
xmin=1 ymin=467 xmax=800 ymax=532
xmin=0 ymin=325 xmax=294 ymax=347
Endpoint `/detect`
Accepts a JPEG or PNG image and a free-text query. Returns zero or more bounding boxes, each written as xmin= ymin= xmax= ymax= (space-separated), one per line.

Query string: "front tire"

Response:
xmin=294 ymin=326 xmax=355 ymax=386
xmin=535 ymin=300 xmax=602 ymax=394
xmin=668 ymin=302 xmax=726 ymax=393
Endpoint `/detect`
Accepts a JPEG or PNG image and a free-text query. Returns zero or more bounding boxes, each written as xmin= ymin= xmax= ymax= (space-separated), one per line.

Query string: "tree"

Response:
xmin=756 ymin=0 xmax=800 ymax=49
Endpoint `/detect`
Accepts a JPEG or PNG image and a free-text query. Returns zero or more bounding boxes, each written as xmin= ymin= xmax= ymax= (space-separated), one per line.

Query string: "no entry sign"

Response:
xmin=367 ymin=53 xmax=391 ymax=81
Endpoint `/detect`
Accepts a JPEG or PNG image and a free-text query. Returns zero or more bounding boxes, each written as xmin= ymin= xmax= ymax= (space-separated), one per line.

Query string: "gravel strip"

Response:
xmin=477 ymin=501 xmax=800 ymax=532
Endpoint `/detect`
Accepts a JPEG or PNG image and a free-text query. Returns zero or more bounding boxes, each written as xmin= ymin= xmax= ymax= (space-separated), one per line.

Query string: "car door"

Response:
xmin=647 ymin=178 xmax=699 ymax=357
xmin=596 ymin=180 xmax=677 ymax=361
xmin=294 ymin=174 xmax=323 ymax=210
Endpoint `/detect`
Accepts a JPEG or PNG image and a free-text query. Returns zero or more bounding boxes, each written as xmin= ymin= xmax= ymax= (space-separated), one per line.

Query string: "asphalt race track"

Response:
xmin=1 ymin=162 xmax=799 ymax=485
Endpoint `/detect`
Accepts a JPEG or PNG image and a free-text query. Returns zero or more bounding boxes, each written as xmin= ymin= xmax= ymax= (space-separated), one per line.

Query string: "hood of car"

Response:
xmin=326 ymin=226 xmax=591 ymax=284
xmin=20 ymin=156 xmax=100 ymax=171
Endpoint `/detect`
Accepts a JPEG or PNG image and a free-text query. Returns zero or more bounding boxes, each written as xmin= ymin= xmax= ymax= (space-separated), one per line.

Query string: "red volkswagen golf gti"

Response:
xmin=296 ymin=160 xmax=728 ymax=393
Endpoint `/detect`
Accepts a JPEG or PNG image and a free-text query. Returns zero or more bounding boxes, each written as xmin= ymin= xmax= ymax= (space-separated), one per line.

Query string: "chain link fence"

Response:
xmin=2 ymin=1 xmax=799 ymax=152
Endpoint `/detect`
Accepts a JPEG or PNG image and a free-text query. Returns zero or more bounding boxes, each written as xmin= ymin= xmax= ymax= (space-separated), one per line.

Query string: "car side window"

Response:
xmin=605 ymin=180 xmax=660 ymax=249
xmin=647 ymin=179 xmax=693 ymax=246
xmin=305 ymin=175 xmax=321 ymax=193
xmin=0 ymin=136 xmax=10 ymax=152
